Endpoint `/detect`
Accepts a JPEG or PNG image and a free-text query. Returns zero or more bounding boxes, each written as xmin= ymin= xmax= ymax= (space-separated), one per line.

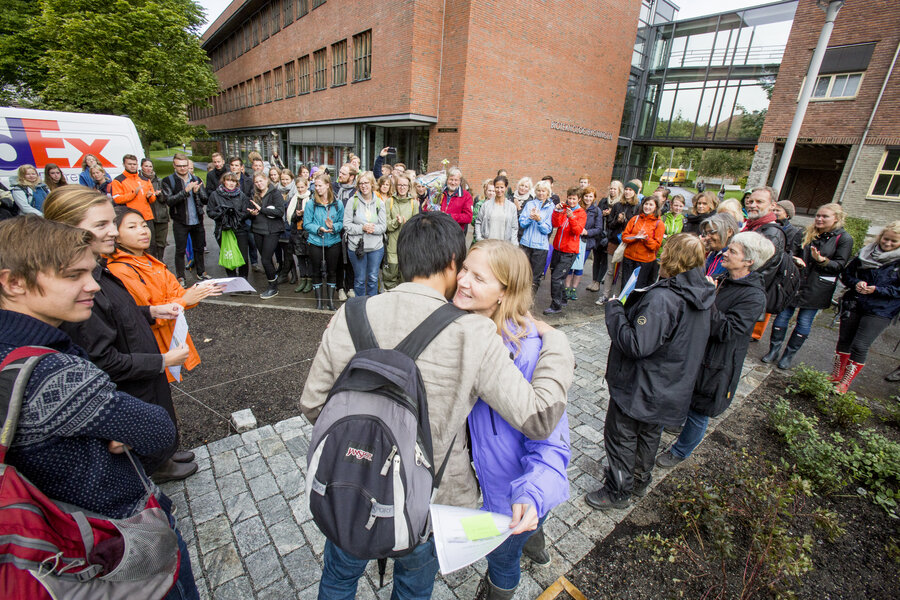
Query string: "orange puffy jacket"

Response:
xmin=111 ymin=170 xmax=155 ymax=221
xmin=622 ymin=213 xmax=665 ymax=263
xmin=105 ymin=250 xmax=200 ymax=382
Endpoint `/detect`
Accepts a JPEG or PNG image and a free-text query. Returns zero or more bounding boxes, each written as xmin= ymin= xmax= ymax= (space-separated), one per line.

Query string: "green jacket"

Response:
xmin=659 ymin=212 xmax=684 ymax=256
xmin=385 ymin=193 xmax=419 ymax=264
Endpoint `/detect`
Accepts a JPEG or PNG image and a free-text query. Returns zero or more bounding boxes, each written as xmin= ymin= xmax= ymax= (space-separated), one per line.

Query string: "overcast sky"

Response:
xmin=196 ymin=0 xmax=770 ymax=33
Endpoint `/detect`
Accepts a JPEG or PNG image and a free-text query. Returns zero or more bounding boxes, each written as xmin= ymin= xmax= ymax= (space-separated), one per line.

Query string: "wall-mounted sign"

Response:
xmin=437 ymin=127 xmax=458 ymax=133
xmin=550 ymin=120 xmax=613 ymax=140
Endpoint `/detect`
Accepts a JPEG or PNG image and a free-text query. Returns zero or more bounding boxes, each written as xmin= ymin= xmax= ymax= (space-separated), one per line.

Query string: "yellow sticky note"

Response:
xmin=460 ymin=514 xmax=502 ymax=541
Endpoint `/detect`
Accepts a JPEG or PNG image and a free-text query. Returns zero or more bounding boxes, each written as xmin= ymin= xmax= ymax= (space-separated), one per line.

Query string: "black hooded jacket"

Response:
xmin=605 ymin=266 xmax=716 ymax=427
xmin=691 ymin=271 xmax=767 ymax=417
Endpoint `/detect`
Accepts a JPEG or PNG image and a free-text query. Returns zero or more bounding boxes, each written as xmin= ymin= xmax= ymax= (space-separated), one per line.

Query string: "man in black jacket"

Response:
xmin=205 ymin=152 xmax=228 ymax=194
xmin=163 ymin=152 xmax=209 ymax=285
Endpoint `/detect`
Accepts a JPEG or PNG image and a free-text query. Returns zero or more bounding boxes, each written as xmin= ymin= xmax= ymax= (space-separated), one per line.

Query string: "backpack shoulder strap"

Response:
xmin=345 ymin=296 xmax=379 ymax=352
xmin=395 ymin=303 xmax=465 ymax=361
xmin=0 ymin=347 xmax=57 ymax=462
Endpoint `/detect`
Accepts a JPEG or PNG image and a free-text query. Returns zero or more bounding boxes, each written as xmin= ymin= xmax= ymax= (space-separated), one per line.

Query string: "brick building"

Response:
xmin=190 ymin=0 xmax=641 ymax=188
xmin=748 ymin=0 xmax=900 ymax=223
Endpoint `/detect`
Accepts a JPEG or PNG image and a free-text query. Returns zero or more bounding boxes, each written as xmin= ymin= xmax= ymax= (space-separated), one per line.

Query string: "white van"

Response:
xmin=0 ymin=107 xmax=143 ymax=186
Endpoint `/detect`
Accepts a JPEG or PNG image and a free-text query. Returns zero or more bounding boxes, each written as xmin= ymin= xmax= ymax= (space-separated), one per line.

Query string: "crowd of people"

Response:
xmin=0 ymin=145 xmax=897 ymax=599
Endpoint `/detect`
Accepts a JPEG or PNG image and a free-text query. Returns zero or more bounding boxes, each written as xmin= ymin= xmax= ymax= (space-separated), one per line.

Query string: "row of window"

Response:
xmin=210 ymin=0 xmax=327 ymax=71
xmin=191 ymin=30 xmax=372 ymax=120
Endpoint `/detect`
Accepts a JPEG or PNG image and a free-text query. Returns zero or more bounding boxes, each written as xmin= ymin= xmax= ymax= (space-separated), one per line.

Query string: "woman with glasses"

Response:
xmin=699 ymin=213 xmax=740 ymax=279
xmin=383 ymin=173 xmax=419 ymax=290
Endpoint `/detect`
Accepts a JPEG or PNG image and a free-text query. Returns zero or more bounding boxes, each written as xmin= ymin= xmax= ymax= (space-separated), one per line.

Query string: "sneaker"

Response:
xmin=542 ymin=306 xmax=561 ymax=315
xmin=346 ymin=289 xmax=356 ymax=299
xmin=570 ymin=288 xmax=578 ymax=301
xmin=585 ymin=488 xmax=629 ymax=510
xmin=177 ymin=277 xmax=186 ymax=288
xmin=586 ymin=281 xmax=601 ymax=292
xmin=595 ymin=295 xmax=609 ymax=306
xmin=196 ymin=272 xmax=212 ymax=281
xmin=260 ymin=288 xmax=279 ymax=300
xmin=655 ymin=450 xmax=685 ymax=468
xmin=338 ymin=289 xmax=348 ymax=301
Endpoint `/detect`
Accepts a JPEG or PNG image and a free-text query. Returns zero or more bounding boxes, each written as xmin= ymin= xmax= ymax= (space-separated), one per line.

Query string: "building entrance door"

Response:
xmin=788 ymin=168 xmax=841 ymax=215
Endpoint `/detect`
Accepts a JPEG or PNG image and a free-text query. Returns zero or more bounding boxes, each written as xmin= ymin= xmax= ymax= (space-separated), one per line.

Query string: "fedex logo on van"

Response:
xmin=0 ymin=117 xmax=114 ymax=170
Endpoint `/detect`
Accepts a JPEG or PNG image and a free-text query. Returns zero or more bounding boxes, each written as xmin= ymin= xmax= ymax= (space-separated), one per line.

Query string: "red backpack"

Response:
xmin=0 ymin=346 xmax=180 ymax=599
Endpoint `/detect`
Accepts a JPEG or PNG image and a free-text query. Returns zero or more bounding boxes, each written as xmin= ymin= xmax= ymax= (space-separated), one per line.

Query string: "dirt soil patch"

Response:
xmin=566 ymin=370 xmax=899 ymax=599
xmin=169 ymin=302 xmax=331 ymax=448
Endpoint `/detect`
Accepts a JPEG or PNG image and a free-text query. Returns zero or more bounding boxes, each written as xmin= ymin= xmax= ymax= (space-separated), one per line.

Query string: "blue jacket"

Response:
xmin=468 ymin=321 xmax=570 ymax=518
xmin=581 ymin=203 xmax=605 ymax=254
xmin=303 ymin=198 xmax=344 ymax=247
xmin=518 ymin=198 xmax=554 ymax=250
xmin=840 ymin=252 xmax=900 ymax=320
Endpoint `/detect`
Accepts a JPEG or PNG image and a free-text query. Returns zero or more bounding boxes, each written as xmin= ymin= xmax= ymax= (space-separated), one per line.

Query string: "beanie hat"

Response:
xmin=624 ymin=182 xmax=640 ymax=195
xmin=777 ymin=200 xmax=795 ymax=219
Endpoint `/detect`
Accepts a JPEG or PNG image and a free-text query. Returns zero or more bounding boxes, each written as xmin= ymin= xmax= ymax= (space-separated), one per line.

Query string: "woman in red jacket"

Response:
xmin=439 ymin=167 xmax=474 ymax=233
xmin=621 ymin=192 xmax=665 ymax=289
xmin=544 ymin=187 xmax=587 ymax=314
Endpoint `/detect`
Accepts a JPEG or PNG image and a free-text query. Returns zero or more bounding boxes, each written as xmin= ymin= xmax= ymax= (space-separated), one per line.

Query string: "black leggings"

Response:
xmin=837 ymin=310 xmax=891 ymax=363
xmin=309 ymin=243 xmax=342 ymax=286
xmin=253 ymin=232 xmax=281 ymax=280
xmin=521 ymin=246 xmax=548 ymax=290
xmin=621 ymin=257 xmax=659 ymax=289
xmin=592 ymin=245 xmax=608 ymax=283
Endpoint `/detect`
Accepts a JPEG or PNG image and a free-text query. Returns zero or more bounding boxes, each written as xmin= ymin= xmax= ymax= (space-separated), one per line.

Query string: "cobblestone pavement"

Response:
xmin=160 ymin=319 xmax=773 ymax=600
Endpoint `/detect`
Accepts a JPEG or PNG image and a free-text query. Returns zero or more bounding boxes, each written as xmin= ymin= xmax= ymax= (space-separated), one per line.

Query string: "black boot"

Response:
xmin=778 ymin=330 xmax=807 ymax=370
xmin=313 ymin=284 xmax=324 ymax=310
xmin=326 ymin=283 xmax=337 ymax=310
xmin=761 ymin=325 xmax=787 ymax=363
xmin=522 ymin=527 xmax=551 ymax=565
xmin=474 ymin=575 xmax=516 ymax=600
xmin=260 ymin=279 xmax=279 ymax=299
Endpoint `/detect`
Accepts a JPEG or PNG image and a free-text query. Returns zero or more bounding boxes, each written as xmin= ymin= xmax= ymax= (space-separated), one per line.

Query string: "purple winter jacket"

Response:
xmin=468 ymin=321 xmax=571 ymax=517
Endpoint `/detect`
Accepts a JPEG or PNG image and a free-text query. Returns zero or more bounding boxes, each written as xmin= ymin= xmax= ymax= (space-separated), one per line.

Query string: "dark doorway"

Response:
xmin=785 ymin=168 xmax=842 ymax=214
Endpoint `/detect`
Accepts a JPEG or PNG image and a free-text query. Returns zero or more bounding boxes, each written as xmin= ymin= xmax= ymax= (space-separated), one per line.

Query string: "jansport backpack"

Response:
xmin=0 ymin=347 xmax=180 ymax=600
xmin=757 ymin=223 xmax=801 ymax=314
xmin=306 ymin=297 xmax=463 ymax=581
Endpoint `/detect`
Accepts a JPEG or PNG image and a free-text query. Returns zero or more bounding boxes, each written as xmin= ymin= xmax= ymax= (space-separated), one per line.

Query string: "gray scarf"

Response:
xmin=857 ymin=241 xmax=900 ymax=270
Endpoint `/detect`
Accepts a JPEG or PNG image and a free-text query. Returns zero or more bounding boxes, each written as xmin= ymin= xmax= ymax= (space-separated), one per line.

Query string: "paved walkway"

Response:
xmin=159 ymin=319 xmax=773 ymax=600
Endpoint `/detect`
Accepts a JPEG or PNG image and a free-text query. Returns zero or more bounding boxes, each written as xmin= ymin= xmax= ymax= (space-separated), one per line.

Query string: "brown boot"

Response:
xmin=151 ymin=459 xmax=198 ymax=484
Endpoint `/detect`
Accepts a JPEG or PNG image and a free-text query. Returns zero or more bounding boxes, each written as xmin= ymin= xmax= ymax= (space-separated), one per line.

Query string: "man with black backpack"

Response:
xmin=300 ymin=211 xmax=574 ymax=599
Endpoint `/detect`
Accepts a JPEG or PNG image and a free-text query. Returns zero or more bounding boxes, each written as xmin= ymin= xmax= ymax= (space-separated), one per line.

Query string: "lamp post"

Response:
xmin=649 ymin=151 xmax=660 ymax=183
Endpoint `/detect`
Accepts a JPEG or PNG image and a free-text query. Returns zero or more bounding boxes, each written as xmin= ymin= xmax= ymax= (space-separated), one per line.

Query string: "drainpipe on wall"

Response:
xmin=836 ymin=39 xmax=900 ymax=205
xmin=771 ymin=0 xmax=844 ymax=194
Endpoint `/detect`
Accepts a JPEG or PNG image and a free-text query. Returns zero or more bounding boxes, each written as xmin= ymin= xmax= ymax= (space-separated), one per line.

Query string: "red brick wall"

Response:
xmin=761 ymin=0 xmax=900 ymax=145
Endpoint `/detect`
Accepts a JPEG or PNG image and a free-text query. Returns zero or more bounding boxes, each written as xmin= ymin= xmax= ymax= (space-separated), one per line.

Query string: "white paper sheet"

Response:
xmin=430 ymin=504 xmax=513 ymax=575
xmin=167 ymin=312 xmax=189 ymax=382
xmin=204 ymin=277 xmax=256 ymax=293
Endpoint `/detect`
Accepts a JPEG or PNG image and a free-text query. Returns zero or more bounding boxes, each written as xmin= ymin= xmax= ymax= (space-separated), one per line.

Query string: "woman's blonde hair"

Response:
xmin=533 ymin=180 xmax=552 ymax=196
xmin=607 ymin=180 xmax=624 ymax=205
xmin=15 ymin=164 xmax=37 ymax=189
xmin=43 ymin=186 xmax=112 ymax=226
xmin=467 ymin=240 xmax=534 ymax=356
xmin=716 ymin=198 xmax=743 ymax=223
xmin=313 ymin=172 xmax=334 ymax=205
xmin=516 ymin=177 xmax=534 ymax=193
xmin=356 ymin=170 xmax=377 ymax=191
xmin=252 ymin=172 xmax=269 ymax=202
xmin=376 ymin=174 xmax=394 ymax=196
xmin=876 ymin=220 xmax=900 ymax=245
xmin=659 ymin=233 xmax=706 ymax=277
xmin=482 ymin=178 xmax=495 ymax=198
xmin=802 ymin=202 xmax=845 ymax=247
xmin=693 ymin=191 xmax=719 ymax=215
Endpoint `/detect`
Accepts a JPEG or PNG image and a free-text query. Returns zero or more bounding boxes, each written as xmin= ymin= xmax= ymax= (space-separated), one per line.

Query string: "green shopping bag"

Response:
xmin=218 ymin=229 xmax=246 ymax=270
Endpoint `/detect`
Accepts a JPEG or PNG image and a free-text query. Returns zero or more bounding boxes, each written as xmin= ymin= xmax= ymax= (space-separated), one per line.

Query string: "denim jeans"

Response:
xmin=485 ymin=516 xmax=547 ymax=590
xmin=348 ymin=246 xmax=384 ymax=296
xmin=319 ymin=539 xmax=438 ymax=600
xmin=670 ymin=409 xmax=710 ymax=459
xmin=773 ymin=307 xmax=818 ymax=336
xmin=164 ymin=514 xmax=200 ymax=600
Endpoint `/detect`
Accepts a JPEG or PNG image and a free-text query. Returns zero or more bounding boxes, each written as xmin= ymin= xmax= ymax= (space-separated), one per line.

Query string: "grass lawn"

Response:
xmin=151 ymin=159 xmax=206 ymax=184
xmin=148 ymin=146 xmax=188 ymax=159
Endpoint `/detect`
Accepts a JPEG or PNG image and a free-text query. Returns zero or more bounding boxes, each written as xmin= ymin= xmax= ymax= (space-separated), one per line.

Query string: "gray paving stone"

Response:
xmin=216 ymin=470 xmax=249 ymax=501
xmin=194 ymin=456 xmax=212 ymax=473
xmin=450 ymin=572 xmax=482 ymax=598
xmin=430 ymin=580 xmax=456 ymax=600
xmin=185 ymin=468 xmax=217 ymax=500
xmin=285 ymin=434 xmax=309 ymax=459
xmin=259 ymin=436 xmax=288 ymax=458
xmin=275 ymin=469 xmax=304 ymax=499
xmin=192 ymin=445 xmax=210 ymax=461
xmin=258 ymin=494 xmax=292 ymax=526
xmin=297 ymin=583 xmax=320 ymax=599
xmin=235 ymin=444 xmax=259 ymax=459
xmin=159 ymin=480 xmax=185 ymax=498
xmin=267 ymin=451 xmax=296 ymax=475
xmin=441 ymin=565 xmax=475 ymax=588
xmin=233 ymin=515 xmax=270 ymax=556
xmin=527 ymin=546 xmax=573 ymax=589
xmin=511 ymin=572 xmax=544 ymax=600
xmin=206 ymin=434 xmax=242 ymax=456
xmin=178 ymin=510 xmax=195 ymax=545
xmin=196 ymin=514 xmax=233 ymax=555
xmin=257 ymin=424 xmax=278 ymax=440
xmin=283 ymin=547 xmax=321 ymax=591
xmin=190 ymin=489 xmax=225 ymax=524
xmin=245 ymin=544 xmax=284 ymax=589
xmin=203 ymin=542 xmax=243 ymax=588
xmin=290 ymin=493 xmax=313 ymax=524
xmin=241 ymin=427 xmax=265 ymax=444
xmin=257 ymin=578 xmax=297 ymax=600
xmin=541 ymin=515 xmax=569 ymax=542
xmin=188 ymin=540 xmax=202 ymax=579
xmin=269 ymin=518 xmax=304 ymax=556
xmin=249 ymin=472 xmax=280 ymax=502
xmin=555 ymin=528 xmax=595 ymax=564
xmin=196 ymin=577 xmax=210 ymax=600
xmin=579 ymin=509 xmax=617 ymax=542
xmin=212 ymin=575 xmax=253 ymax=600
xmin=211 ymin=449 xmax=240 ymax=477
xmin=552 ymin=499 xmax=587 ymax=527
xmin=274 ymin=415 xmax=306 ymax=440
xmin=301 ymin=520 xmax=326 ymax=555
xmin=224 ymin=491 xmax=258 ymax=523
xmin=241 ymin=455 xmax=269 ymax=480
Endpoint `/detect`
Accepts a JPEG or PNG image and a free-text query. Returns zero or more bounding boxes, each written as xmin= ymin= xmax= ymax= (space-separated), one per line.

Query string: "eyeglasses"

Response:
xmin=699 ymin=230 xmax=718 ymax=238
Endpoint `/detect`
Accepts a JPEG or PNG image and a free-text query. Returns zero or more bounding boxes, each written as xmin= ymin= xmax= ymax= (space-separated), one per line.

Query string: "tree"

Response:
xmin=0 ymin=0 xmax=217 ymax=144
xmin=698 ymin=149 xmax=754 ymax=179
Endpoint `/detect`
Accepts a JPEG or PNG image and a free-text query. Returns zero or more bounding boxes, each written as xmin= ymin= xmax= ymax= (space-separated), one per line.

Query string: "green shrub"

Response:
xmin=190 ymin=155 xmax=211 ymax=163
xmin=789 ymin=366 xmax=871 ymax=427
xmin=844 ymin=430 xmax=900 ymax=517
xmin=844 ymin=216 xmax=871 ymax=256
xmin=788 ymin=366 xmax=834 ymax=403
xmin=149 ymin=141 xmax=166 ymax=151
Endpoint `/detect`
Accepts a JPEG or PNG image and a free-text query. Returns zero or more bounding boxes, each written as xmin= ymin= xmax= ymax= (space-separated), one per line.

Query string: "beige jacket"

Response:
xmin=300 ymin=282 xmax=574 ymax=508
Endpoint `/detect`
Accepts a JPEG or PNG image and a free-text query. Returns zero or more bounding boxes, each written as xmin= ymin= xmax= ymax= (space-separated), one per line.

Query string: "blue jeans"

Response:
xmin=773 ymin=307 xmax=818 ymax=336
xmin=348 ymin=246 xmax=385 ymax=296
xmin=485 ymin=516 xmax=547 ymax=590
xmin=669 ymin=409 xmax=710 ymax=459
xmin=164 ymin=514 xmax=200 ymax=600
xmin=319 ymin=539 xmax=438 ymax=600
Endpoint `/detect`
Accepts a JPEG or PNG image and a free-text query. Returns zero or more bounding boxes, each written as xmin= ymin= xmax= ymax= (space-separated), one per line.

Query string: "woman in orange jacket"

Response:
xmin=621 ymin=192 xmax=665 ymax=289
xmin=106 ymin=207 xmax=223 ymax=382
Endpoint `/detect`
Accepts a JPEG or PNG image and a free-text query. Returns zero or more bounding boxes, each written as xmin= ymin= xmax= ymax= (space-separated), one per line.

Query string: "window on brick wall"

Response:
xmin=868 ymin=148 xmax=900 ymax=201
xmin=284 ymin=0 xmax=293 ymax=26
xmin=331 ymin=40 xmax=347 ymax=87
xmin=255 ymin=76 xmax=263 ymax=105
xmin=299 ymin=0 xmax=309 ymax=18
xmin=271 ymin=1 xmax=281 ymax=34
xmin=264 ymin=71 xmax=273 ymax=102
xmin=274 ymin=66 xmax=283 ymax=100
xmin=252 ymin=14 xmax=259 ymax=46
xmin=312 ymin=0 xmax=326 ymax=8
xmin=313 ymin=48 xmax=327 ymax=91
xmin=244 ymin=24 xmax=250 ymax=53
xmin=353 ymin=30 xmax=371 ymax=82
xmin=261 ymin=7 xmax=270 ymax=41
xmin=811 ymin=72 xmax=864 ymax=100
xmin=247 ymin=79 xmax=254 ymax=106
xmin=298 ymin=55 xmax=310 ymax=94
xmin=285 ymin=61 xmax=296 ymax=97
